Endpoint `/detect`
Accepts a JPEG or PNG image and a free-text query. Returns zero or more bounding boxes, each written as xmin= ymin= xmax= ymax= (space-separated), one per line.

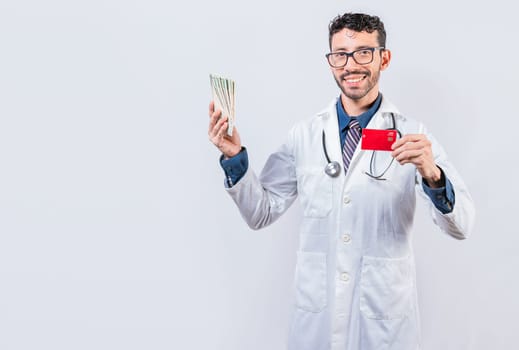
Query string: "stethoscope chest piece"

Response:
xmin=325 ymin=161 xmax=341 ymax=177
xmin=322 ymin=130 xmax=342 ymax=177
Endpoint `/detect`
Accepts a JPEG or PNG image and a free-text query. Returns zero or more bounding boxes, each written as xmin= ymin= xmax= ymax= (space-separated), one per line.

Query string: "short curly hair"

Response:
xmin=328 ymin=13 xmax=386 ymax=49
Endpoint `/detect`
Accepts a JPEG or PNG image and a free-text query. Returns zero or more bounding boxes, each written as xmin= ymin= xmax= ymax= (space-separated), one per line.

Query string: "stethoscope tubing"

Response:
xmin=322 ymin=113 xmax=401 ymax=178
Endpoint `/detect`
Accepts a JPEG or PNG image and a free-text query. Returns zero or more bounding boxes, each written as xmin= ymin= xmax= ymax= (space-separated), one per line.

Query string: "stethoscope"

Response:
xmin=322 ymin=113 xmax=402 ymax=180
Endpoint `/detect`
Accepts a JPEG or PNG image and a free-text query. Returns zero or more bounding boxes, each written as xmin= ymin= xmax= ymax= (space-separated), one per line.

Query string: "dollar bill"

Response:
xmin=209 ymin=74 xmax=236 ymax=136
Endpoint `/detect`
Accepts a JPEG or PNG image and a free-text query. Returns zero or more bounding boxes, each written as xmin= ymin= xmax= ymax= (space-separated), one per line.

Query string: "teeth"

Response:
xmin=345 ymin=76 xmax=365 ymax=83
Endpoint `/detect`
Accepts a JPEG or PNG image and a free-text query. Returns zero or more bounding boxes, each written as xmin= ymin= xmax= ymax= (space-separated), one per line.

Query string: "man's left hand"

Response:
xmin=391 ymin=134 xmax=443 ymax=188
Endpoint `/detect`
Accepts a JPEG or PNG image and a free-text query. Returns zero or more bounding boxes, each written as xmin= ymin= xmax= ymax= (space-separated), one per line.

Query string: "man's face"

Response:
xmin=329 ymin=28 xmax=390 ymax=102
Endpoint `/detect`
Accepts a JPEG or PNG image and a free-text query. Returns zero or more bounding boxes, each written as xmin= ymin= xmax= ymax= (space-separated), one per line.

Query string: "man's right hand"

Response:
xmin=208 ymin=101 xmax=242 ymax=158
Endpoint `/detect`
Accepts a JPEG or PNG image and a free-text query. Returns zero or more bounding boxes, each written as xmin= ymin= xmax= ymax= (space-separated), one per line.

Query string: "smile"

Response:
xmin=345 ymin=75 xmax=366 ymax=83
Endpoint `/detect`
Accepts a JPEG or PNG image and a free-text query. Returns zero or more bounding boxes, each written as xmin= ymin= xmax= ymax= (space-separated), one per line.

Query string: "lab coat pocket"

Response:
xmin=296 ymin=170 xmax=333 ymax=218
xmin=360 ymin=255 xmax=412 ymax=320
xmin=294 ymin=251 xmax=327 ymax=313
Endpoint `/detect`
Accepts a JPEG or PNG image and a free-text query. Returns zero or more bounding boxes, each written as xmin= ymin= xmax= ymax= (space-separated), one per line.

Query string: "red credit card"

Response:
xmin=361 ymin=129 xmax=397 ymax=151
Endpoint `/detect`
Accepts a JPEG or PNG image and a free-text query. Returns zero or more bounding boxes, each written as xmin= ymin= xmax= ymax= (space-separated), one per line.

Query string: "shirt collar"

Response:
xmin=336 ymin=93 xmax=382 ymax=131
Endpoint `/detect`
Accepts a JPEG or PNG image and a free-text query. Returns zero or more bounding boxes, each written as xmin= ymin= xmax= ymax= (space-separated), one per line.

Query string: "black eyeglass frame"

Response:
xmin=325 ymin=47 xmax=385 ymax=68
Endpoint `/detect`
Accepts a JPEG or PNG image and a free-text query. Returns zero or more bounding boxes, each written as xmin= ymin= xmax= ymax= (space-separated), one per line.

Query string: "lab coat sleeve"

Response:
xmin=416 ymin=128 xmax=476 ymax=239
xmin=224 ymin=128 xmax=298 ymax=230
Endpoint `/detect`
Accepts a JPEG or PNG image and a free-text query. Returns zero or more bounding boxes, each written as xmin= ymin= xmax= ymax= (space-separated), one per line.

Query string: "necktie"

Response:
xmin=342 ymin=118 xmax=361 ymax=173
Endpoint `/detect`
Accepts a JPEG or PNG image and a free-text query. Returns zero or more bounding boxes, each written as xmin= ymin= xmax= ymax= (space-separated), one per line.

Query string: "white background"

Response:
xmin=0 ymin=1 xmax=517 ymax=349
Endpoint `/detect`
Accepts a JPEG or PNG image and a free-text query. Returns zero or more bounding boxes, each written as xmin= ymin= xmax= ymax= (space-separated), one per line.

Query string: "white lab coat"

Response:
xmin=225 ymin=96 xmax=475 ymax=350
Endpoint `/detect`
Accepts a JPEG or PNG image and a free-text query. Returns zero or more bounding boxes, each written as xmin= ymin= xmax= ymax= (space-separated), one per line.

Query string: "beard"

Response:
xmin=334 ymin=67 xmax=381 ymax=100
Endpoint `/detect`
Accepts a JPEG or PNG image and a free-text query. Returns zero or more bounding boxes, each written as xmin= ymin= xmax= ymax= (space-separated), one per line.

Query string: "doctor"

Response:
xmin=208 ymin=12 xmax=475 ymax=350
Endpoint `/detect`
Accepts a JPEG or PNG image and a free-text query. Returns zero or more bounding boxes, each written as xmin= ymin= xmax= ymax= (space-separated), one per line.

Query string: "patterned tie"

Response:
xmin=342 ymin=118 xmax=362 ymax=173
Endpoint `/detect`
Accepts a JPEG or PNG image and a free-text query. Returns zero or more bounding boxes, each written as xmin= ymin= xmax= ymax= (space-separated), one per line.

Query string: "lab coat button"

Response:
xmin=343 ymin=196 xmax=350 ymax=204
xmin=340 ymin=272 xmax=350 ymax=282
xmin=342 ymin=234 xmax=351 ymax=243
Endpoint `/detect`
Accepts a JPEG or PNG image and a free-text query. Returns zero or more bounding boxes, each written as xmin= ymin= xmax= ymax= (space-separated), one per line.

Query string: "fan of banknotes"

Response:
xmin=209 ymin=74 xmax=236 ymax=136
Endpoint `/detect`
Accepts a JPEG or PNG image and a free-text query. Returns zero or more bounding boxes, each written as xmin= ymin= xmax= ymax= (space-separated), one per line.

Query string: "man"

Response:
xmin=208 ymin=12 xmax=475 ymax=350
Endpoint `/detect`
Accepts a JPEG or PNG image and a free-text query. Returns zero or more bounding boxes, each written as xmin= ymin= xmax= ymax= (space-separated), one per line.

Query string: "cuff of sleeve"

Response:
xmin=422 ymin=167 xmax=455 ymax=214
xmin=219 ymin=147 xmax=249 ymax=187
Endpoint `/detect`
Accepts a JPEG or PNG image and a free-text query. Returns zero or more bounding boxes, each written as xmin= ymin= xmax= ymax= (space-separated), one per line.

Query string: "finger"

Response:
xmin=391 ymin=143 xmax=423 ymax=160
xmin=391 ymin=139 xmax=429 ymax=158
xmin=209 ymin=115 xmax=228 ymax=140
xmin=391 ymin=142 xmax=413 ymax=158
xmin=392 ymin=140 xmax=426 ymax=155
xmin=391 ymin=134 xmax=425 ymax=150
xmin=208 ymin=109 xmax=222 ymax=133
xmin=215 ymin=121 xmax=229 ymax=146
xmin=209 ymin=101 xmax=215 ymax=116
xmin=395 ymin=149 xmax=422 ymax=164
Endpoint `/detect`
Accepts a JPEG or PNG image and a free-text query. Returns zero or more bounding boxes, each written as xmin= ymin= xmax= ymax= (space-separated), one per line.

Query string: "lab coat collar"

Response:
xmin=317 ymin=93 xmax=403 ymax=122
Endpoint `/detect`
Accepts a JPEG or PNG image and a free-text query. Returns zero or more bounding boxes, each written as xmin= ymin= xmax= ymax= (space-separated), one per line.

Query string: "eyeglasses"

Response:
xmin=325 ymin=47 xmax=385 ymax=68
